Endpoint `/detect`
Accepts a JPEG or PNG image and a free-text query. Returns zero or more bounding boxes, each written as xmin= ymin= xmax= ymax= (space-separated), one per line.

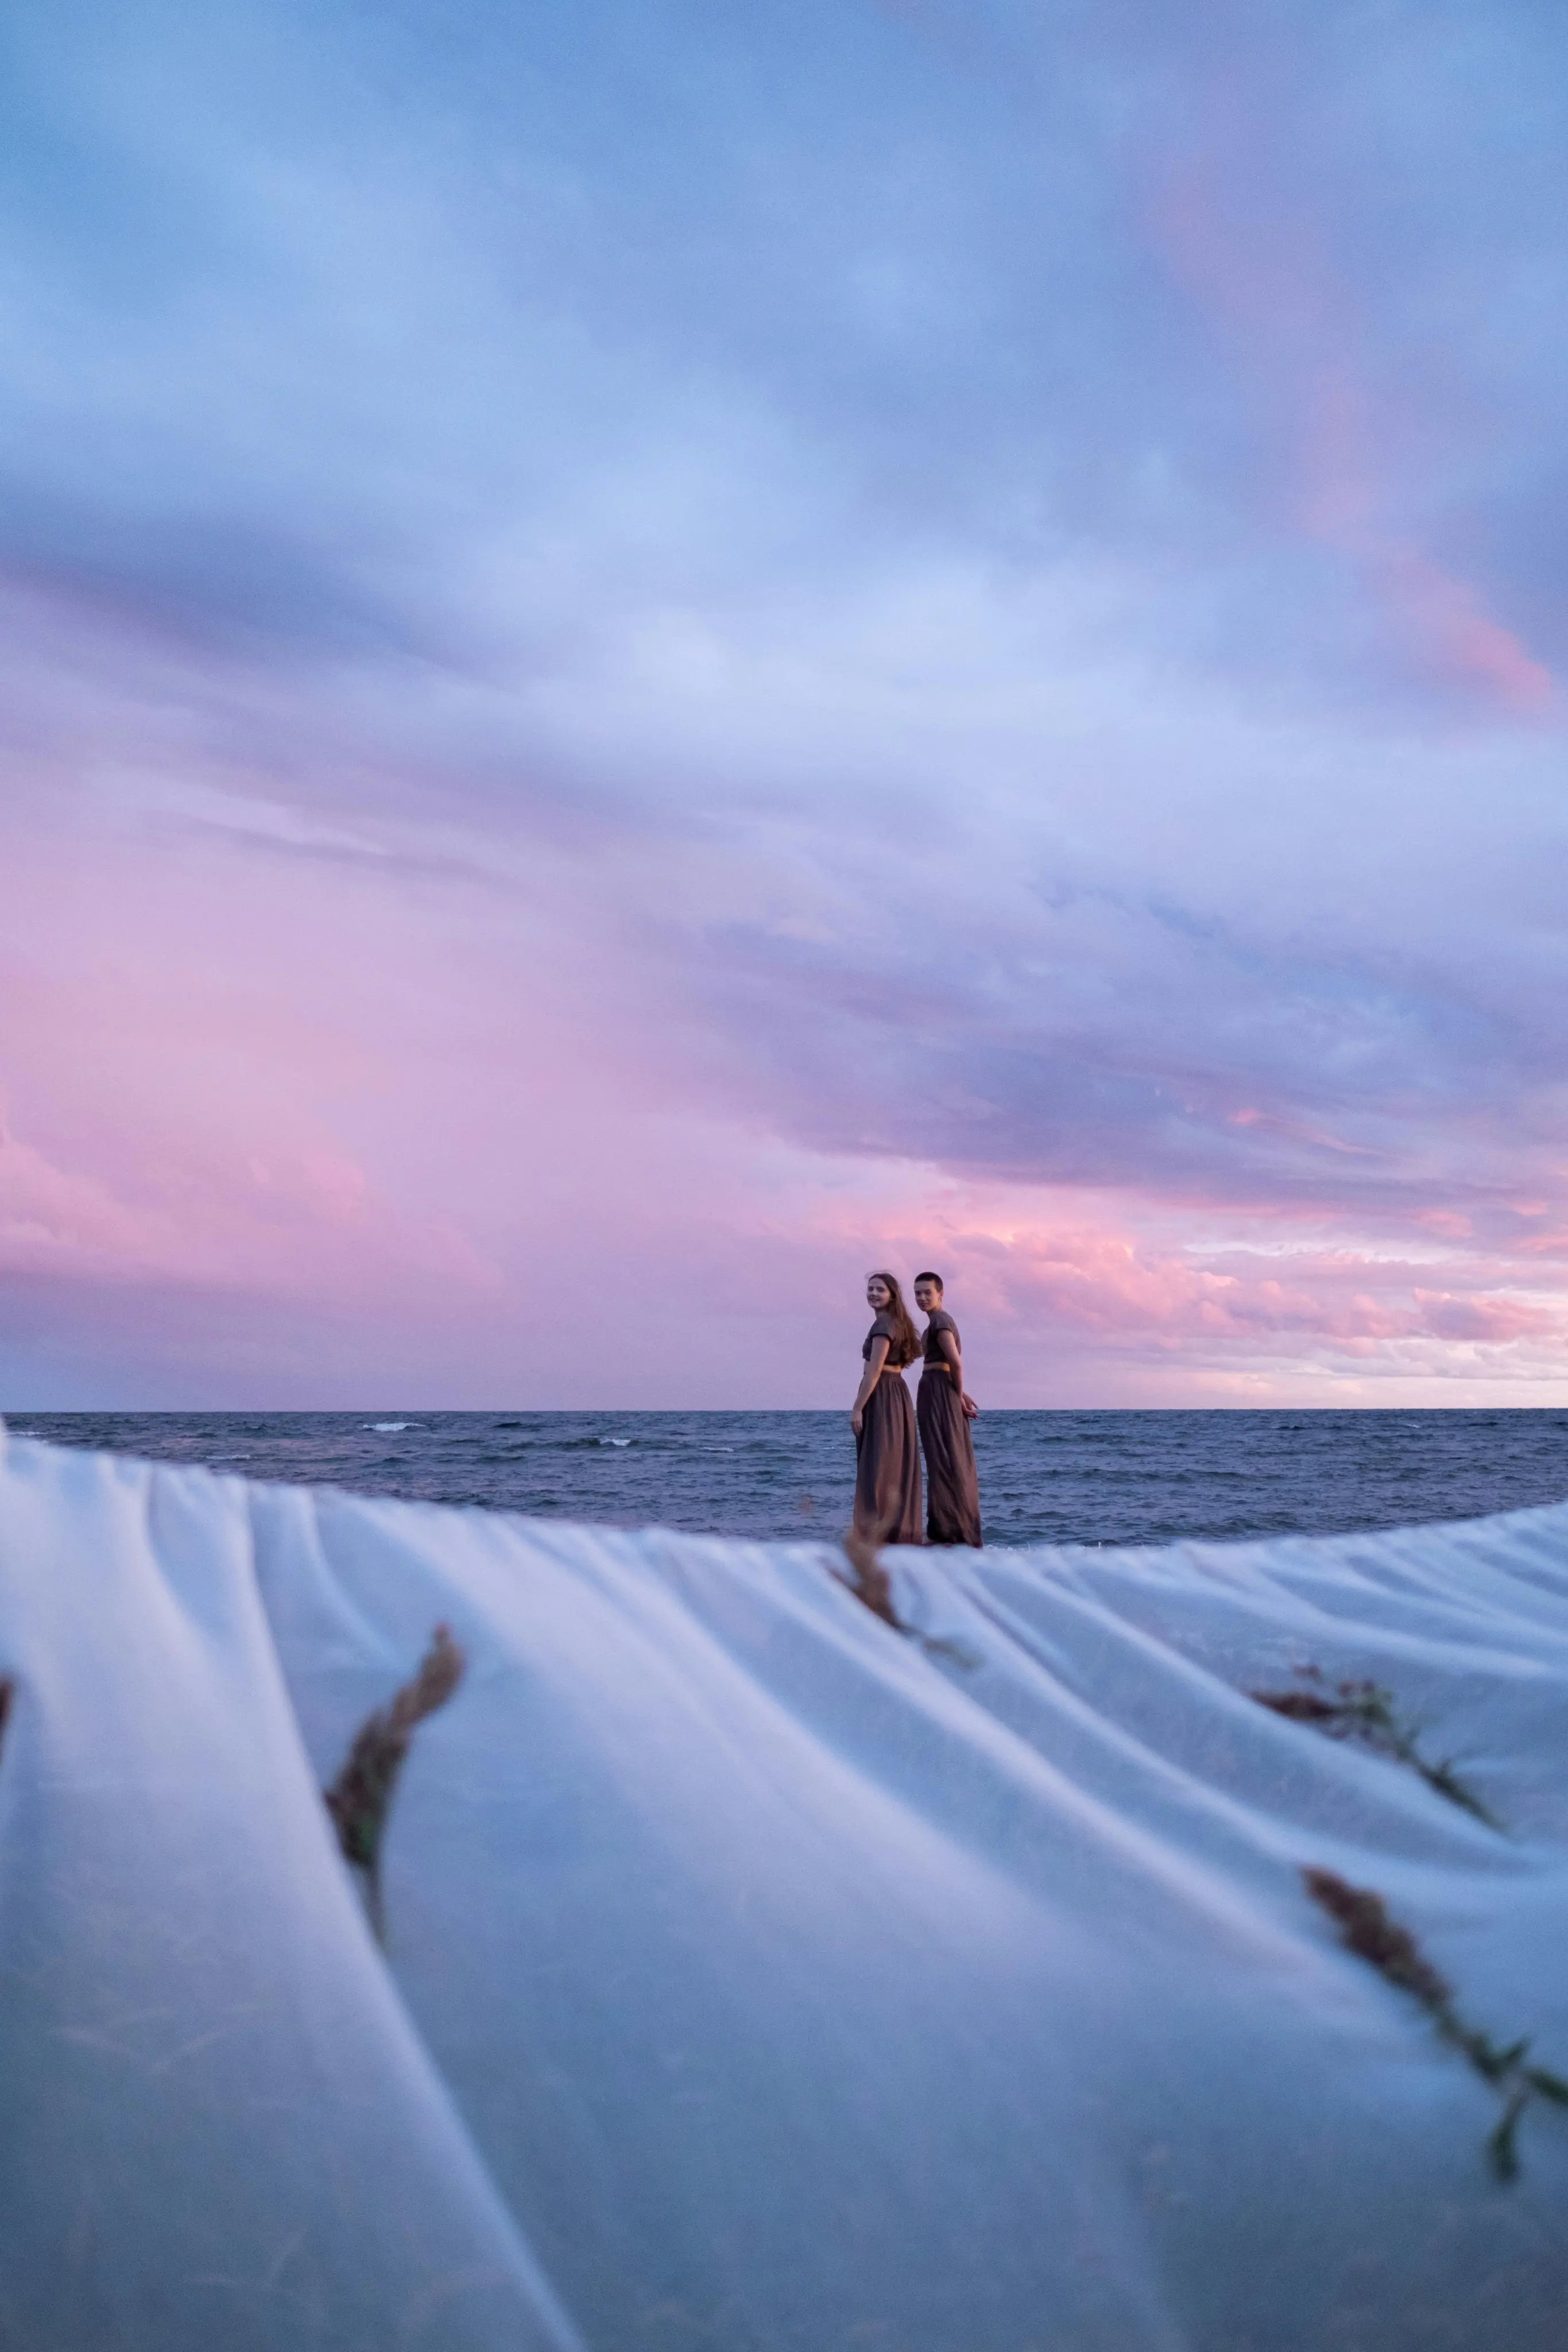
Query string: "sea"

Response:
xmin=9 ymin=1407 xmax=1568 ymax=1549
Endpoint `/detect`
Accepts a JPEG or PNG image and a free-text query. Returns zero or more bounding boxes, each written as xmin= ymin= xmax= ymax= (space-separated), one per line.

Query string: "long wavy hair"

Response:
xmin=868 ymin=1271 xmax=921 ymax=1369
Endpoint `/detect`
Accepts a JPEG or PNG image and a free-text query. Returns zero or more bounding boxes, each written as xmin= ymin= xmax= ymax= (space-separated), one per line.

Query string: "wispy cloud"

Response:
xmin=2 ymin=0 xmax=1567 ymax=1403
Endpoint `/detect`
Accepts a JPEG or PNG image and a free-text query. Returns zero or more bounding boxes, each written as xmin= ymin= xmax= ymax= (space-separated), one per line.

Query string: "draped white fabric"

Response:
xmin=2 ymin=1423 xmax=1566 ymax=2350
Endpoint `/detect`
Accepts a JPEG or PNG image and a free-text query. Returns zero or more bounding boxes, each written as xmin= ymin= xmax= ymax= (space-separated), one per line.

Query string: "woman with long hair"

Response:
xmin=849 ymin=1271 xmax=923 ymax=1546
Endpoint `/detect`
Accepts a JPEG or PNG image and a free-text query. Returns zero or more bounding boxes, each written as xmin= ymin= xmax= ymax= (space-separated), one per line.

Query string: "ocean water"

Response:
xmin=9 ymin=1406 xmax=1568 ymax=1548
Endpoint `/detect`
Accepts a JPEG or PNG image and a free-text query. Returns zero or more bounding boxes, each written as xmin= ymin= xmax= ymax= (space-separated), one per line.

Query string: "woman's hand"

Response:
xmin=962 ymin=1392 xmax=978 ymax=1419
xmin=850 ymin=1336 xmax=888 ymax=1437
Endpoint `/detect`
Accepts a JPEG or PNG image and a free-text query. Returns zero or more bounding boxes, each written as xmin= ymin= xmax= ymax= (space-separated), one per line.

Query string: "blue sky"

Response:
xmin=3 ymin=0 xmax=1567 ymax=1405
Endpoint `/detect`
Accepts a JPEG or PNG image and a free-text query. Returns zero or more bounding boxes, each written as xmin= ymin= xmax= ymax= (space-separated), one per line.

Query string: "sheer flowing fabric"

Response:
xmin=2 ymin=1421 xmax=1567 ymax=2349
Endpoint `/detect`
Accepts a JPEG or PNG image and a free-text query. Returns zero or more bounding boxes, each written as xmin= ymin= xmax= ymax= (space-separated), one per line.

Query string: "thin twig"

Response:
xmin=1301 ymin=1867 xmax=1450 ymax=2009
xmin=841 ymin=1521 xmax=904 ymax=1629
xmin=837 ymin=1528 xmax=981 ymax=1667
xmin=1302 ymin=1867 xmax=1566 ymax=2181
xmin=1255 ymin=1670 xmax=1501 ymax=1828
xmin=324 ymin=1624 xmax=466 ymax=1941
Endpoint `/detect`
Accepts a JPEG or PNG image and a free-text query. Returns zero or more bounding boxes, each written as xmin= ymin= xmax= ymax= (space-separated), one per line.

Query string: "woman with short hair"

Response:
xmin=849 ymin=1271 xmax=923 ymax=1546
xmin=912 ymin=1271 xmax=982 ymax=1547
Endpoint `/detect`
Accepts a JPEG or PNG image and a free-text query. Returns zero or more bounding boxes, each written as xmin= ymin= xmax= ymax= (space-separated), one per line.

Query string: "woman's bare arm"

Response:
xmin=851 ymin=1337 xmax=890 ymax=1434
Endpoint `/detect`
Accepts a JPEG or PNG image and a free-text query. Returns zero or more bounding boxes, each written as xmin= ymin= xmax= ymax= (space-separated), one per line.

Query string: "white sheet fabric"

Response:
xmin=1 ymin=1425 xmax=1566 ymax=2350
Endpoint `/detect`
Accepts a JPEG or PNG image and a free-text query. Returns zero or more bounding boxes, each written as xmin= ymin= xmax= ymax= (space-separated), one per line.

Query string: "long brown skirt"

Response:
xmin=853 ymin=1370 xmax=923 ymax=1545
xmin=917 ymin=1368 xmax=982 ymax=1547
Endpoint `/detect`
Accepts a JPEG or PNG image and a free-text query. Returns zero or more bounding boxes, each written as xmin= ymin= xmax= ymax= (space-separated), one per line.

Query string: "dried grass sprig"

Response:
xmin=1302 ymin=1867 xmax=1451 ymax=2008
xmin=324 ymin=1624 xmax=466 ymax=1941
xmin=1303 ymin=1867 xmax=1568 ymax=2180
xmin=836 ymin=1529 xmax=982 ymax=1668
xmin=840 ymin=1522 xmax=904 ymax=1630
xmin=1255 ymin=1669 xmax=1500 ymax=1829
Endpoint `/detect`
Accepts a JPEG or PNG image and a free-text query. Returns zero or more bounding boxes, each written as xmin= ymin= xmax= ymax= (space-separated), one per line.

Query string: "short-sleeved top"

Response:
xmin=863 ymin=1309 xmax=897 ymax=1363
xmin=922 ymin=1308 xmax=960 ymax=1365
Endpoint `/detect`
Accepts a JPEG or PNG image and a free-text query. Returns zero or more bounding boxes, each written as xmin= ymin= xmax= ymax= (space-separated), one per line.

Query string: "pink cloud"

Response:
xmin=1416 ymin=1208 xmax=1472 ymax=1239
xmin=773 ymin=1173 xmax=1568 ymax=1402
xmin=1413 ymin=1290 xmax=1555 ymax=1344
xmin=1147 ymin=113 xmax=1555 ymax=715
xmin=1375 ymin=550 xmax=1552 ymax=711
xmin=2 ymin=592 xmax=1566 ymax=1407
xmin=0 ymin=1123 xmax=167 ymax=1274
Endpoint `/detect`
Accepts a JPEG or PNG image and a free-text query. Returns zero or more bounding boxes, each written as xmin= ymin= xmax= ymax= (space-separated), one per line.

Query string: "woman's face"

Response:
xmin=866 ymin=1276 xmax=891 ymax=1312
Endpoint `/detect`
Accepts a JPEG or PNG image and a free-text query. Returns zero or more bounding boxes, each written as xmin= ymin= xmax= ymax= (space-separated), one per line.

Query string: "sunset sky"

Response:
xmin=4 ymin=0 xmax=1568 ymax=1407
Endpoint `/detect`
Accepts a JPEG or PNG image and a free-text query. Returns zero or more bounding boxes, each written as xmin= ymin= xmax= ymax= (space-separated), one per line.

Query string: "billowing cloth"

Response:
xmin=2 ymin=1420 xmax=1568 ymax=2350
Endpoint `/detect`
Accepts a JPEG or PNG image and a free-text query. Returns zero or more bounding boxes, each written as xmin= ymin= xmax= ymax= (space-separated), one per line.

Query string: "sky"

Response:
xmin=3 ymin=0 xmax=1568 ymax=1409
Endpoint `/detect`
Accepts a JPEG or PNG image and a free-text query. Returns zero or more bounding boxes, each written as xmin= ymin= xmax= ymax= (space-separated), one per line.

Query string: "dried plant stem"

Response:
xmin=1303 ymin=1868 xmax=1568 ymax=2180
xmin=841 ymin=1522 xmax=904 ymax=1630
xmin=835 ymin=1530 xmax=982 ymax=1668
xmin=324 ymin=1624 xmax=466 ymax=1941
xmin=1254 ymin=1672 xmax=1500 ymax=1828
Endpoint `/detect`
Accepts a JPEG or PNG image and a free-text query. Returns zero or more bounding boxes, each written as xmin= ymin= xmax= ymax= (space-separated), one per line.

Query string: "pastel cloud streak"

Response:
xmin=2 ymin=0 xmax=1568 ymax=1406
